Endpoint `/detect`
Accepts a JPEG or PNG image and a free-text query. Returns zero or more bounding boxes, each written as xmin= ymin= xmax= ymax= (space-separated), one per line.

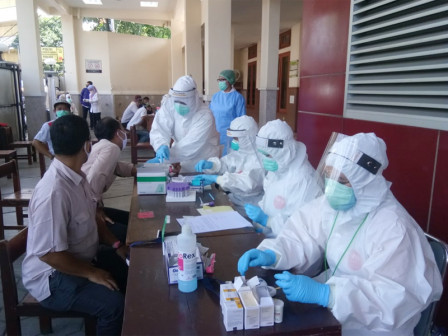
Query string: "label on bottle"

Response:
xmin=178 ymin=250 xmax=197 ymax=282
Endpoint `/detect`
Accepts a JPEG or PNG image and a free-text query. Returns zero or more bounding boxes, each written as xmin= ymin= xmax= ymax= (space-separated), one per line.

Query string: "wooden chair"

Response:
xmin=0 ymin=126 xmax=36 ymax=165
xmin=0 ymin=228 xmax=96 ymax=335
xmin=130 ymin=115 xmax=155 ymax=164
xmin=0 ymin=159 xmax=33 ymax=239
xmin=0 ymin=149 xmax=17 ymax=178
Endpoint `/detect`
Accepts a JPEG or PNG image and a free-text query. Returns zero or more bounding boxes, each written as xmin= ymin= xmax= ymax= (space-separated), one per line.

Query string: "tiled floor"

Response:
xmin=0 ymin=144 xmax=146 ymax=335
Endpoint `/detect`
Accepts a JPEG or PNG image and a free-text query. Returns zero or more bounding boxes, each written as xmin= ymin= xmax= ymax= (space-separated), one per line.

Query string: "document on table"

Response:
xmin=176 ymin=211 xmax=252 ymax=234
xmin=197 ymin=205 xmax=234 ymax=215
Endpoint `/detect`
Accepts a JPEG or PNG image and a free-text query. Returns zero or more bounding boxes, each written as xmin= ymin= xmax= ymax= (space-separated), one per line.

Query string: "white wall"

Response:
xmin=74 ymin=17 xmax=172 ymax=95
xmin=75 ymin=22 xmax=112 ymax=93
xmin=72 ymin=19 xmax=171 ymax=117
xmin=108 ymin=33 xmax=171 ymax=95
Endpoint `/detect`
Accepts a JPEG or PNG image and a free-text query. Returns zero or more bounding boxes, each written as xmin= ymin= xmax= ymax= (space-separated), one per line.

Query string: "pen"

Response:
xmin=208 ymin=193 xmax=215 ymax=201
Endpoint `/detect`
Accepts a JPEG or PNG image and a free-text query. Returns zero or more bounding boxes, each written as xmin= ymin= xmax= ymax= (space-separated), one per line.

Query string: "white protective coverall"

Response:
xmin=202 ymin=115 xmax=264 ymax=206
xmin=258 ymin=133 xmax=443 ymax=336
xmin=257 ymin=120 xmax=321 ymax=235
xmin=150 ymin=76 xmax=220 ymax=172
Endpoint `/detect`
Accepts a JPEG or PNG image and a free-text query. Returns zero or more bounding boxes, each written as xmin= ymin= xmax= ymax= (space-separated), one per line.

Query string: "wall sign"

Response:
xmin=85 ymin=59 xmax=102 ymax=73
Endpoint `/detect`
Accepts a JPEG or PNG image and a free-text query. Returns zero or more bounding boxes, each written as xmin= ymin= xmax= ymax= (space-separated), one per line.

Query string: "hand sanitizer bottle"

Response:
xmin=177 ymin=224 xmax=197 ymax=292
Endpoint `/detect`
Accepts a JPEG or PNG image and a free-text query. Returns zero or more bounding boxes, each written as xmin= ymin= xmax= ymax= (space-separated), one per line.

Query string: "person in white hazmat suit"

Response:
xmin=147 ymin=76 xmax=220 ymax=172
xmin=193 ymin=115 xmax=264 ymax=207
xmin=237 ymin=132 xmax=443 ymax=336
xmin=244 ymin=119 xmax=321 ymax=236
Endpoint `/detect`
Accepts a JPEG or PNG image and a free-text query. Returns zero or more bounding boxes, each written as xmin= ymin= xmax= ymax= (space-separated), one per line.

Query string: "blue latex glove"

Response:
xmin=195 ymin=160 xmax=213 ymax=172
xmin=244 ymin=204 xmax=268 ymax=227
xmin=274 ymin=271 xmax=330 ymax=307
xmin=192 ymin=174 xmax=218 ymax=186
xmin=146 ymin=157 xmax=161 ymax=163
xmin=237 ymin=249 xmax=276 ymax=276
xmin=156 ymin=145 xmax=170 ymax=162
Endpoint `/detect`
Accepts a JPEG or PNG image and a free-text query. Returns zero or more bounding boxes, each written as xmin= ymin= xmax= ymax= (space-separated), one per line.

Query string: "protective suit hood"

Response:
xmin=167 ymin=76 xmax=201 ymax=117
xmin=325 ymin=132 xmax=390 ymax=216
xmin=229 ymin=115 xmax=258 ymax=154
xmin=257 ymin=120 xmax=303 ymax=173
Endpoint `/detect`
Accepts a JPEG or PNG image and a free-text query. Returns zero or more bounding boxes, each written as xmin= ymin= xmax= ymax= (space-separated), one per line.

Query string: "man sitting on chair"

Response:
xmin=126 ymin=103 xmax=154 ymax=143
xmin=22 ymin=115 xmax=127 ymax=336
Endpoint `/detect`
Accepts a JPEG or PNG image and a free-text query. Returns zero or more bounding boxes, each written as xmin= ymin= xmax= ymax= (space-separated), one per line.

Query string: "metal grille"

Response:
xmin=344 ymin=0 xmax=448 ymax=130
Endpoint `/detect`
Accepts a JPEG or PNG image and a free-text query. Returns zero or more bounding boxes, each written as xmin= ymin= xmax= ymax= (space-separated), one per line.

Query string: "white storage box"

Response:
xmin=162 ymin=236 xmax=204 ymax=285
xmin=254 ymin=286 xmax=274 ymax=327
xmin=238 ymin=288 xmax=260 ymax=329
xmin=220 ymin=284 xmax=244 ymax=331
xmin=137 ymin=164 xmax=168 ymax=195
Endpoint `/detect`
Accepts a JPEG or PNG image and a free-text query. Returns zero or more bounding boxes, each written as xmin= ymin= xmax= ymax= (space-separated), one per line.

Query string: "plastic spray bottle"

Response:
xmin=177 ymin=224 xmax=198 ymax=292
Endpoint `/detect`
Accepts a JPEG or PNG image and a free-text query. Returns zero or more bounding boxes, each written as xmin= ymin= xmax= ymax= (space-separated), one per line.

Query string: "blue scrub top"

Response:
xmin=209 ymin=90 xmax=246 ymax=155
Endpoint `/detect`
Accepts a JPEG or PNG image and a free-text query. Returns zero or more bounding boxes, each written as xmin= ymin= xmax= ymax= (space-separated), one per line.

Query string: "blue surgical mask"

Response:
xmin=263 ymin=157 xmax=278 ymax=172
xmin=174 ymin=102 xmax=190 ymax=116
xmin=218 ymin=81 xmax=228 ymax=91
xmin=325 ymin=178 xmax=357 ymax=211
xmin=230 ymin=140 xmax=239 ymax=151
xmin=56 ymin=110 xmax=70 ymax=118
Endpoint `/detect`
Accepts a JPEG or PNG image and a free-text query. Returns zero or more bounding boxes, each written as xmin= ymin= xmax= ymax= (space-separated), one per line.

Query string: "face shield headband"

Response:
xmin=328 ymin=150 xmax=382 ymax=175
xmin=168 ymin=87 xmax=197 ymax=99
xmin=255 ymin=135 xmax=284 ymax=149
xmin=227 ymin=128 xmax=250 ymax=138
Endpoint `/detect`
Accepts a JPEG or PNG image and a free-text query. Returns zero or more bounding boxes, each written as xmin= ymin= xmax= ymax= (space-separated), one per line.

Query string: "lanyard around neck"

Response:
xmin=324 ymin=212 xmax=369 ymax=281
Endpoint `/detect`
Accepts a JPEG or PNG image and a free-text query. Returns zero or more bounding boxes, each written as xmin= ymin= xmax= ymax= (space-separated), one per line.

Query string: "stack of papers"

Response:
xmin=177 ymin=210 xmax=252 ymax=234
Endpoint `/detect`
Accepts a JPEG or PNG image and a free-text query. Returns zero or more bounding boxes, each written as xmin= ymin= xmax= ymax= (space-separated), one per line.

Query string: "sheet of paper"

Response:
xmin=176 ymin=211 xmax=252 ymax=234
xmin=197 ymin=205 xmax=234 ymax=215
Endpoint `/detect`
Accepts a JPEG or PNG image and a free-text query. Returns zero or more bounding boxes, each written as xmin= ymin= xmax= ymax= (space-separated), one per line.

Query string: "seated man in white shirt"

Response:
xmin=22 ymin=115 xmax=127 ymax=336
xmin=83 ymin=117 xmax=137 ymax=242
xmin=126 ymin=103 xmax=154 ymax=143
xmin=120 ymin=95 xmax=142 ymax=129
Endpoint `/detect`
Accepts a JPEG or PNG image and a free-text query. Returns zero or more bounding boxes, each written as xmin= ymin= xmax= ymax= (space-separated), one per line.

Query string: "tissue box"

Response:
xmin=162 ymin=236 xmax=204 ymax=285
xmin=137 ymin=165 xmax=168 ymax=195
xmin=220 ymin=284 xmax=244 ymax=331
xmin=238 ymin=287 xmax=260 ymax=329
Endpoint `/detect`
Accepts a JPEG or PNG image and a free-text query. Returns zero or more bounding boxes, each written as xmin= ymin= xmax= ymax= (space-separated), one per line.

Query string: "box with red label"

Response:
xmin=162 ymin=236 xmax=204 ymax=285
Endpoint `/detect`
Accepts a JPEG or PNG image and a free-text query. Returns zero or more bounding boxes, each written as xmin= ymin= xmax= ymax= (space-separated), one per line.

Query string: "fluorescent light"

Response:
xmin=82 ymin=0 xmax=103 ymax=5
xmin=140 ymin=1 xmax=158 ymax=7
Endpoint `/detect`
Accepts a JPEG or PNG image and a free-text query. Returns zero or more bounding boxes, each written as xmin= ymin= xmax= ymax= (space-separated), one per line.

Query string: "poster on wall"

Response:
xmin=289 ymin=60 xmax=299 ymax=78
xmin=85 ymin=59 xmax=102 ymax=73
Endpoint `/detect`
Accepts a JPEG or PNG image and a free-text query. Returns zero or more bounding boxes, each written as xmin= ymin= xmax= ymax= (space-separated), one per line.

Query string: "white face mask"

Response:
xmin=117 ymin=130 xmax=127 ymax=150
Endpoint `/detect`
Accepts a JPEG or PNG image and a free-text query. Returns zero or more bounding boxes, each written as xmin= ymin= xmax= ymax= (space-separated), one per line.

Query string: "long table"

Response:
xmin=123 ymin=184 xmax=341 ymax=335
xmin=125 ymin=184 xmax=253 ymax=245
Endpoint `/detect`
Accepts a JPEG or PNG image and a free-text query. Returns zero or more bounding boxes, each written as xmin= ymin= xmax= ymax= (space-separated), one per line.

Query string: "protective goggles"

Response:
xmin=329 ymin=150 xmax=382 ymax=175
xmin=168 ymin=87 xmax=196 ymax=98
xmin=255 ymin=135 xmax=284 ymax=149
xmin=227 ymin=128 xmax=250 ymax=138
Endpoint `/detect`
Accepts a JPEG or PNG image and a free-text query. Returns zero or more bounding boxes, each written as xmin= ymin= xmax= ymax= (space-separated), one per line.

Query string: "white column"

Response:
xmin=185 ymin=0 xmax=203 ymax=95
xmin=258 ymin=0 xmax=280 ymax=127
xmin=203 ymin=0 xmax=232 ymax=102
xmin=16 ymin=0 xmax=46 ymax=139
xmin=170 ymin=0 xmax=186 ymax=84
xmin=61 ymin=13 xmax=80 ymax=113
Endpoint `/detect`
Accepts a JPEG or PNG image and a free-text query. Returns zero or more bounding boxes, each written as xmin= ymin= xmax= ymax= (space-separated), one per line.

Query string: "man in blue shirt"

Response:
xmin=80 ymin=81 xmax=92 ymax=121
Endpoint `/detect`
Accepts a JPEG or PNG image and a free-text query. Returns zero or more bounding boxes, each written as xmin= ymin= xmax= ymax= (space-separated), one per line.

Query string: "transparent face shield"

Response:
xmin=227 ymin=128 xmax=264 ymax=170
xmin=255 ymin=135 xmax=286 ymax=172
xmin=316 ymin=132 xmax=383 ymax=208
